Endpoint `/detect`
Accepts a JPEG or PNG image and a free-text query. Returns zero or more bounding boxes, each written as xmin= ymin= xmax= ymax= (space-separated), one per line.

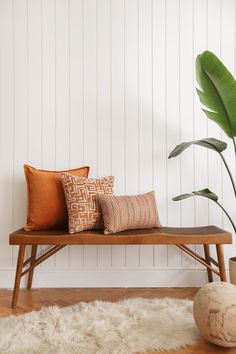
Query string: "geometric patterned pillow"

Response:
xmin=98 ymin=191 xmax=161 ymax=234
xmin=61 ymin=173 xmax=114 ymax=233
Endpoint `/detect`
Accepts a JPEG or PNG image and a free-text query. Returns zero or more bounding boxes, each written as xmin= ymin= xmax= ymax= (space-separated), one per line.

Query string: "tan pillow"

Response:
xmin=24 ymin=164 xmax=89 ymax=231
xmin=98 ymin=191 xmax=161 ymax=234
xmin=61 ymin=173 xmax=114 ymax=233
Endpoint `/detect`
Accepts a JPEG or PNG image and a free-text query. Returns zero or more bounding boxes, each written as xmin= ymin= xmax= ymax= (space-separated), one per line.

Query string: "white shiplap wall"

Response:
xmin=0 ymin=0 xmax=236 ymax=287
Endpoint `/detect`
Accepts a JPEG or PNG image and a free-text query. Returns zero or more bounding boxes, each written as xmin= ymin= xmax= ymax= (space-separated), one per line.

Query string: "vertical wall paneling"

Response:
xmin=41 ymin=0 xmax=56 ymax=170
xmin=125 ymin=0 xmax=139 ymax=196
xmin=69 ymin=0 xmax=84 ymax=170
xmin=193 ymin=0 xmax=208 ymax=224
xmin=83 ymin=0 xmax=97 ymax=176
xmin=13 ymin=0 xmax=28 ymax=227
xmin=110 ymin=0 xmax=125 ymax=194
xmin=125 ymin=0 xmax=140 ymax=269
xmin=206 ymin=0 xmax=223 ymax=266
xmin=40 ymin=0 xmax=57 ymax=268
xmin=1 ymin=0 xmax=235 ymax=287
xmin=139 ymin=0 xmax=154 ymax=268
xmin=68 ymin=0 xmax=84 ymax=268
xmin=12 ymin=0 xmax=28 ymax=268
xmin=166 ymin=0 xmax=181 ymax=267
xmin=0 ymin=0 xmax=14 ymax=268
xmin=193 ymin=0 xmax=208 ymax=265
xmin=221 ymin=0 xmax=236 ymax=259
xmin=179 ymin=0 xmax=195 ymax=268
xmin=153 ymin=0 xmax=168 ymax=268
xmin=207 ymin=0 xmax=223 ymax=229
xmin=28 ymin=0 xmax=42 ymax=166
xmin=55 ymin=0 xmax=70 ymax=171
xmin=28 ymin=0 xmax=43 ymax=267
xmin=97 ymin=0 xmax=112 ymax=268
xmin=110 ymin=0 xmax=126 ymax=268
xmin=83 ymin=0 xmax=98 ymax=269
xmin=55 ymin=0 xmax=70 ymax=267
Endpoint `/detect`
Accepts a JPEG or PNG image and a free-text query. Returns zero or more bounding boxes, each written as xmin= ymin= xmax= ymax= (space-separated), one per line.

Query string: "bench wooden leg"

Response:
xmin=12 ymin=245 xmax=26 ymax=308
xmin=203 ymin=244 xmax=213 ymax=282
xmin=216 ymin=244 xmax=227 ymax=282
xmin=27 ymin=245 xmax=37 ymax=290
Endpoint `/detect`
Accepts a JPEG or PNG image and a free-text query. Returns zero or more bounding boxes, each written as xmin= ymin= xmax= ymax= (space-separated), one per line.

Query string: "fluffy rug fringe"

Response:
xmin=0 ymin=297 xmax=199 ymax=354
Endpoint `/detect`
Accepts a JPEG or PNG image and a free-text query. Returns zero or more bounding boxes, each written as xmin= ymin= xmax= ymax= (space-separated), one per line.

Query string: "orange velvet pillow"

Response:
xmin=24 ymin=164 xmax=89 ymax=231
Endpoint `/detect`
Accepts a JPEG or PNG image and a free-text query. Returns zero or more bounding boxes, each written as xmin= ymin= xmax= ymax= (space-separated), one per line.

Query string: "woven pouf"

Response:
xmin=193 ymin=282 xmax=236 ymax=347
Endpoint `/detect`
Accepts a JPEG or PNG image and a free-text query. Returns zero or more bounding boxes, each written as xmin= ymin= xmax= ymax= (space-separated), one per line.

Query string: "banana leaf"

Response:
xmin=173 ymin=188 xmax=236 ymax=232
xmin=168 ymin=137 xmax=227 ymax=158
xmin=172 ymin=188 xmax=218 ymax=202
xmin=196 ymin=51 xmax=236 ymax=138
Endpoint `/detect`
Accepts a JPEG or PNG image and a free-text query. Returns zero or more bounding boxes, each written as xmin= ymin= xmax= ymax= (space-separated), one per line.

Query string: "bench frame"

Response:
xmin=9 ymin=225 xmax=232 ymax=308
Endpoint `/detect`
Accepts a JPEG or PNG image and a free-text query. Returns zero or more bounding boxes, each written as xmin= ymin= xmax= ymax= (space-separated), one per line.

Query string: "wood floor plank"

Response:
xmin=0 ymin=288 xmax=235 ymax=354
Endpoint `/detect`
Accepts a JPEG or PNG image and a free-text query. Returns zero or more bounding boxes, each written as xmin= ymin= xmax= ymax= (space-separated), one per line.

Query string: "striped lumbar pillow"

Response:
xmin=98 ymin=191 xmax=161 ymax=235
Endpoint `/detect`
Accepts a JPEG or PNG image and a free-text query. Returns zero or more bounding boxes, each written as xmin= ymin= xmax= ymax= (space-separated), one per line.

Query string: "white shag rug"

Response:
xmin=0 ymin=297 xmax=199 ymax=354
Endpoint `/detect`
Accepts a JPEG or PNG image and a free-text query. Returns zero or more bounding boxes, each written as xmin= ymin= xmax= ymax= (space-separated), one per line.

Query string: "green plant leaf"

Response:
xmin=196 ymin=50 xmax=236 ymax=138
xmin=193 ymin=188 xmax=218 ymax=202
xmin=172 ymin=188 xmax=219 ymax=202
xmin=173 ymin=188 xmax=236 ymax=232
xmin=168 ymin=137 xmax=227 ymax=158
xmin=172 ymin=193 xmax=194 ymax=201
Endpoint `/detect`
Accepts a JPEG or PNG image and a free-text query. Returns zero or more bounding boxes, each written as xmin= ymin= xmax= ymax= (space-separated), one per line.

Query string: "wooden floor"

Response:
xmin=0 ymin=287 xmax=235 ymax=354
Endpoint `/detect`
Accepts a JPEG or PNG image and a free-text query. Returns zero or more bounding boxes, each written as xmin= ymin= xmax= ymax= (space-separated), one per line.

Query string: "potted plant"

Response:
xmin=169 ymin=50 xmax=236 ymax=283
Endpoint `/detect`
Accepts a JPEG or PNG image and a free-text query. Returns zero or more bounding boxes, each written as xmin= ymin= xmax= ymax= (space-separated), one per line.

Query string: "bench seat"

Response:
xmin=9 ymin=225 xmax=232 ymax=308
xmin=10 ymin=226 xmax=232 ymax=245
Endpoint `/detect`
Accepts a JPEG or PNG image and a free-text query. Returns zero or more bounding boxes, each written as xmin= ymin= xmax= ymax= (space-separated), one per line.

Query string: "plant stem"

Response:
xmin=216 ymin=201 xmax=236 ymax=233
xmin=219 ymin=152 xmax=236 ymax=198
xmin=233 ymin=137 xmax=236 ymax=156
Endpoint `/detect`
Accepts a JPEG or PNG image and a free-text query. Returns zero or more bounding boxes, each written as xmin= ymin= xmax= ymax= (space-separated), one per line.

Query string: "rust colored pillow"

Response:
xmin=24 ymin=165 xmax=89 ymax=231
xmin=98 ymin=191 xmax=161 ymax=234
xmin=61 ymin=173 xmax=114 ymax=233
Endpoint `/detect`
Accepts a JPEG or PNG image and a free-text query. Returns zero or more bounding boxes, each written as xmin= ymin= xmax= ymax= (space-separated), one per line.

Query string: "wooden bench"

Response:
xmin=9 ymin=225 xmax=232 ymax=308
